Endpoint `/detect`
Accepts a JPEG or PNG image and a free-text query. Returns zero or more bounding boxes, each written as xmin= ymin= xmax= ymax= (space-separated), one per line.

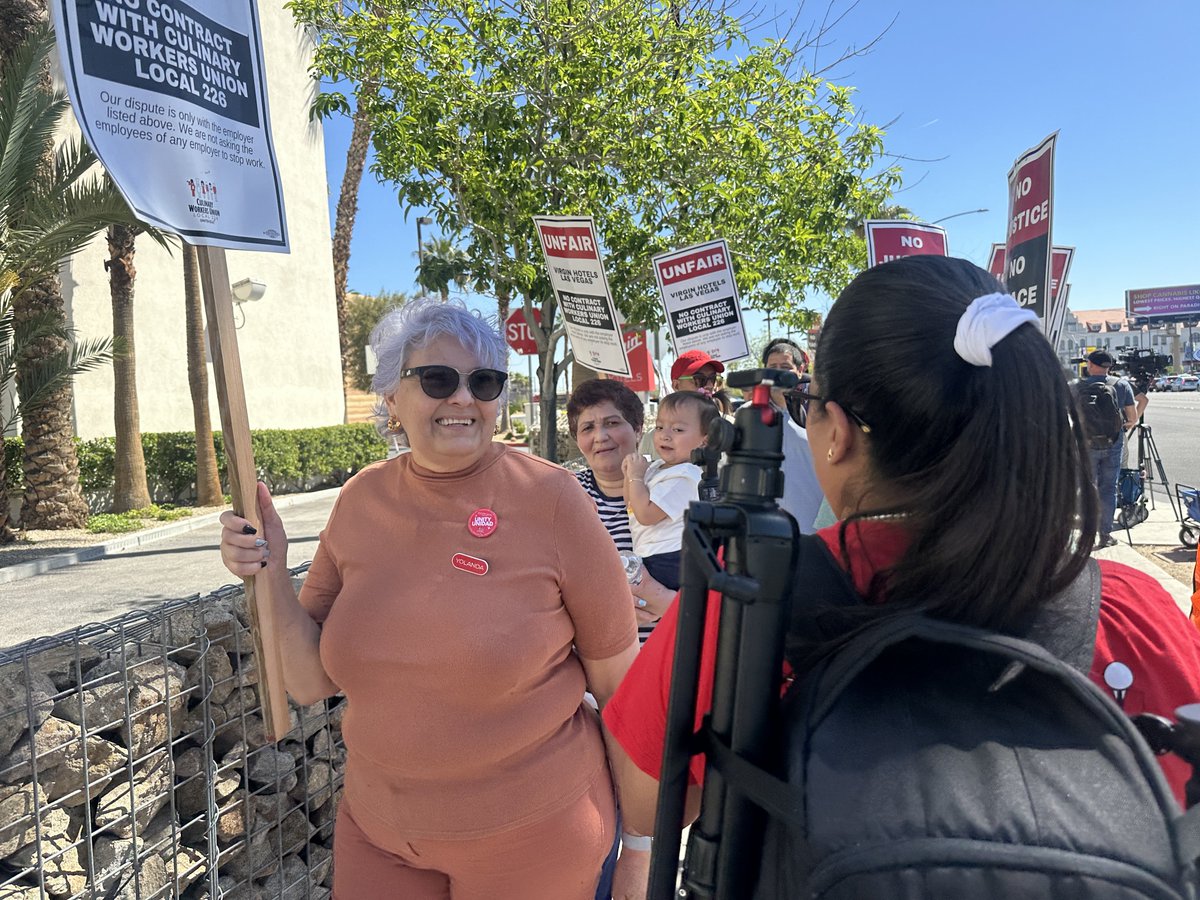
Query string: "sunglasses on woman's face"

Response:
xmin=682 ymin=372 xmax=718 ymax=389
xmin=400 ymin=365 xmax=508 ymax=401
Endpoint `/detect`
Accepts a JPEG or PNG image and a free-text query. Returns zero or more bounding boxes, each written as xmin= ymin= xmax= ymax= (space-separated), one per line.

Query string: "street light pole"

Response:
xmin=931 ymin=208 xmax=989 ymax=224
xmin=416 ymin=216 xmax=433 ymax=297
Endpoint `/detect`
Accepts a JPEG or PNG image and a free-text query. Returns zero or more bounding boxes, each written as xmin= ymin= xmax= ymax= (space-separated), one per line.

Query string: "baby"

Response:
xmin=622 ymin=391 xmax=719 ymax=592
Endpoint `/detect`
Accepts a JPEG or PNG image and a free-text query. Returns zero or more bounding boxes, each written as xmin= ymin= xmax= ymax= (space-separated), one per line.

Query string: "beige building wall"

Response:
xmin=55 ymin=2 xmax=343 ymax=439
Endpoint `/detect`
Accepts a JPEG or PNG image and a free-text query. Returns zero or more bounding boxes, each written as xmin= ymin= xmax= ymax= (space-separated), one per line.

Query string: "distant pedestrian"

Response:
xmin=1073 ymin=349 xmax=1137 ymax=547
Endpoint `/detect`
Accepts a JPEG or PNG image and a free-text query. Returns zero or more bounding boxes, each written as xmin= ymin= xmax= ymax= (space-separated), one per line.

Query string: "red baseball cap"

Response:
xmin=670 ymin=349 xmax=725 ymax=382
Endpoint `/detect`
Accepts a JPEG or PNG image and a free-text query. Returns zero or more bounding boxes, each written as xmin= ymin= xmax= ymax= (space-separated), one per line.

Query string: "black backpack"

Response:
xmin=701 ymin=534 xmax=1200 ymax=900
xmin=1075 ymin=375 xmax=1126 ymax=449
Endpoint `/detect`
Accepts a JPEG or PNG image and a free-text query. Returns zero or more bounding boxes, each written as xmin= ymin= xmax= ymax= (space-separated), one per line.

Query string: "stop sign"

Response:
xmin=504 ymin=307 xmax=542 ymax=355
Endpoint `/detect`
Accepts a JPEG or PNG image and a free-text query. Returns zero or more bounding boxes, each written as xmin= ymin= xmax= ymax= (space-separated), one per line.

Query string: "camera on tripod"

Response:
xmin=1115 ymin=347 xmax=1171 ymax=394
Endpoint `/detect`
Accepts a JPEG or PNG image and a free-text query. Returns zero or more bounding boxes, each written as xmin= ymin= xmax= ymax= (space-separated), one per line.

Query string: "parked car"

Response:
xmin=1174 ymin=374 xmax=1200 ymax=392
xmin=1152 ymin=376 xmax=1170 ymax=391
xmin=1162 ymin=375 xmax=1182 ymax=391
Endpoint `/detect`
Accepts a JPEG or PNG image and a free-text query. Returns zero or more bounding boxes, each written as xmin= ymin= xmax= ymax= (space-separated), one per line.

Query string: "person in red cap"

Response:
xmin=669 ymin=349 xmax=725 ymax=395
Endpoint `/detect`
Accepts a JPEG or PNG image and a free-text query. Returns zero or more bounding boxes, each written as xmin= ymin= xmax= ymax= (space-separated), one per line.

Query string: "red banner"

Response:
xmin=610 ymin=329 xmax=655 ymax=392
xmin=537 ymin=224 xmax=599 ymax=260
xmin=864 ymin=220 xmax=948 ymax=268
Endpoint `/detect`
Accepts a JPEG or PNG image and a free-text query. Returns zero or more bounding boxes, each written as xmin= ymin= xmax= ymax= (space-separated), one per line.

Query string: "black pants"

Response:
xmin=642 ymin=550 xmax=682 ymax=591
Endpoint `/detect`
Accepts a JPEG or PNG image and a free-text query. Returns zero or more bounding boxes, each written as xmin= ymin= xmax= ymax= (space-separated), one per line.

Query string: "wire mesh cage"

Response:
xmin=0 ymin=565 xmax=344 ymax=899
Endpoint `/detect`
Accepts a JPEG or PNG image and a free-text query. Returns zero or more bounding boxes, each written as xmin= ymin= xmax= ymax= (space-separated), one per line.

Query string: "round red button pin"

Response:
xmin=468 ymin=508 xmax=498 ymax=537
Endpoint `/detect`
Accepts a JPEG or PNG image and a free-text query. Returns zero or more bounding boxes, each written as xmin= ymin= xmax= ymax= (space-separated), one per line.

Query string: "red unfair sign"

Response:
xmin=656 ymin=247 xmax=728 ymax=286
xmin=538 ymin=225 xmax=598 ymax=260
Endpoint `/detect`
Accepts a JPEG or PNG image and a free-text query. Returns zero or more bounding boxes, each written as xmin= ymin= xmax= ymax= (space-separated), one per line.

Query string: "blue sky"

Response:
xmin=320 ymin=0 xmax=1200 ymax=361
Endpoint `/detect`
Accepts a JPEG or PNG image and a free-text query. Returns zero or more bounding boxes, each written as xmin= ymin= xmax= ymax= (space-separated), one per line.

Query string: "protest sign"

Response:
xmin=1005 ymin=133 xmax=1057 ymax=323
xmin=611 ymin=329 xmax=656 ymax=392
xmin=987 ymin=243 xmax=1006 ymax=281
xmin=864 ymin=220 xmax=948 ymax=268
xmin=50 ymin=0 xmax=288 ymax=251
xmin=652 ymin=239 xmax=749 ymax=363
xmin=533 ymin=216 xmax=630 ymax=375
xmin=51 ymin=0 xmax=291 ymax=737
xmin=1046 ymin=246 xmax=1074 ymax=344
xmin=1126 ymin=284 xmax=1200 ymax=321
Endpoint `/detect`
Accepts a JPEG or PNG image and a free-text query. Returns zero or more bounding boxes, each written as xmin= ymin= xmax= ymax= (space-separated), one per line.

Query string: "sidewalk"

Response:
xmin=0 ymin=488 xmax=341 ymax=651
xmin=0 ymin=482 xmax=1193 ymax=649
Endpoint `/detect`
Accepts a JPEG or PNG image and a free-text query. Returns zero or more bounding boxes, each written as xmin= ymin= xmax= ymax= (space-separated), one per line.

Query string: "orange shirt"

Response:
xmin=301 ymin=444 xmax=636 ymax=839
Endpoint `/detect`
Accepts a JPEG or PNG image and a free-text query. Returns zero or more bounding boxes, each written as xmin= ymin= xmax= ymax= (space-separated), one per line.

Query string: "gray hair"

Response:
xmin=370 ymin=298 xmax=509 ymax=441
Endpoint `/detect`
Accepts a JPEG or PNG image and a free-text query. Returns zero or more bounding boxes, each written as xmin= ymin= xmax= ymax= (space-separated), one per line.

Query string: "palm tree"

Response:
xmin=332 ymin=96 xmax=375 ymax=392
xmin=415 ymin=237 xmax=470 ymax=302
xmin=0 ymin=23 xmax=165 ymax=535
xmin=182 ymin=241 xmax=222 ymax=506
xmin=105 ymin=220 xmax=151 ymax=511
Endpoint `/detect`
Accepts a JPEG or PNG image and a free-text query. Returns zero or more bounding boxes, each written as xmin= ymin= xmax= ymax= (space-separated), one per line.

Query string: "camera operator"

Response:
xmin=1074 ymin=350 xmax=1138 ymax=547
xmin=602 ymin=257 xmax=1200 ymax=899
xmin=760 ymin=338 xmax=823 ymax=533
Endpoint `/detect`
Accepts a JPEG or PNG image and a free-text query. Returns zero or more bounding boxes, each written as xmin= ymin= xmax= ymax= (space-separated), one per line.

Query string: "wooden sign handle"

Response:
xmin=197 ymin=245 xmax=290 ymax=741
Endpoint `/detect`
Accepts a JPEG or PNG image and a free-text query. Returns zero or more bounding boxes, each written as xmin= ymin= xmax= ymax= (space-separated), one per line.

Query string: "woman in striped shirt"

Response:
xmin=567 ymin=380 xmax=677 ymax=644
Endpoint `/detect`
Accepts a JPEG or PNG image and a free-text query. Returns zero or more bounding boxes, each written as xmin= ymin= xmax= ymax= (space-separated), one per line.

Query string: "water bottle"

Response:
xmin=619 ymin=551 xmax=644 ymax=586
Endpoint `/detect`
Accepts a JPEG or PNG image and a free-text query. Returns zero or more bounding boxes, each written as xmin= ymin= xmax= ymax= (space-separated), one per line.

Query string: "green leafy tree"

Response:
xmin=0 ymin=24 xmax=163 ymax=538
xmin=292 ymin=0 xmax=899 ymax=459
xmin=344 ymin=289 xmax=408 ymax=391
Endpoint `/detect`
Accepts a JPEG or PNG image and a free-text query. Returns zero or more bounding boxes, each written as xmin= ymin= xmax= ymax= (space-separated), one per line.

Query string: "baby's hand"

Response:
xmin=622 ymin=453 xmax=649 ymax=481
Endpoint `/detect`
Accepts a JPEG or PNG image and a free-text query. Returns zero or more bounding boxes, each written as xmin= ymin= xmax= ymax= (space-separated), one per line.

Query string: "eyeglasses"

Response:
xmin=681 ymin=372 xmax=718 ymax=389
xmin=789 ymin=387 xmax=872 ymax=434
xmin=400 ymin=365 xmax=508 ymax=401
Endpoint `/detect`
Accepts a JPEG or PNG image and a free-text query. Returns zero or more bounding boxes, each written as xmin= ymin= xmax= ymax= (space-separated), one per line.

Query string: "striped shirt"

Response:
xmin=576 ymin=468 xmax=656 ymax=645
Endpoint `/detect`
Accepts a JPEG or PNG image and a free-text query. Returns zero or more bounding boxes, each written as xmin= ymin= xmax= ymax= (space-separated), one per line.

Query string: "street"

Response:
xmin=1134 ymin=391 xmax=1200 ymax=501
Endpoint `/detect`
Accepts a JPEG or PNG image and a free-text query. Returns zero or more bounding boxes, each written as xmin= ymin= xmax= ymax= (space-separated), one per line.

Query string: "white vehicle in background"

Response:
xmin=1152 ymin=376 xmax=1170 ymax=391
xmin=1173 ymin=374 xmax=1200 ymax=392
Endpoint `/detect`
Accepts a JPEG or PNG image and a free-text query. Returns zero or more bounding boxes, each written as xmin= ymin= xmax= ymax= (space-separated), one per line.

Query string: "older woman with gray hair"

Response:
xmin=219 ymin=298 xmax=638 ymax=900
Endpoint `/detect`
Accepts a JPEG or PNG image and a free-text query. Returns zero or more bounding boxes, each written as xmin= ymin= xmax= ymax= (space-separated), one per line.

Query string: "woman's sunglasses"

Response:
xmin=789 ymin=386 xmax=873 ymax=434
xmin=681 ymin=372 xmax=719 ymax=389
xmin=400 ymin=365 xmax=508 ymax=401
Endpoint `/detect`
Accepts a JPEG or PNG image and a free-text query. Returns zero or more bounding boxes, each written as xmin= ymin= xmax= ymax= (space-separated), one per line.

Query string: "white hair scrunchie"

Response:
xmin=953 ymin=292 xmax=1039 ymax=367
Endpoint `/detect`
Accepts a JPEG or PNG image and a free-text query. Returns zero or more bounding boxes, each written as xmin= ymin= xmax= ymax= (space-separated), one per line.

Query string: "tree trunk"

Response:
xmin=184 ymin=243 xmax=223 ymax=506
xmin=9 ymin=0 xmax=90 ymax=531
xmin=0 ymin=437 xmax=17 ymax=543
xmin=497 ymin=290 xmax=511 ymax=434
xmin=16 ymin=276 xmax=90 ymax=530
xmin=332 ymin=97 xmax=374 ymax=408
xmin=107 ymin=223 xmax=151 ymax=512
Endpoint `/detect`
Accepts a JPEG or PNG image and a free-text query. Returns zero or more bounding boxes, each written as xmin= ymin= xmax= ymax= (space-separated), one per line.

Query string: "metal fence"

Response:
xmin=0 ymin=566 xmax=344 ymax=899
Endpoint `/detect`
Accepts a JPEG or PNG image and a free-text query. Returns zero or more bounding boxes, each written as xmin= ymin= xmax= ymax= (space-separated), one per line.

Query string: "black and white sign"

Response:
xmin=652 ymin=239 xmax=749 ymax=362
xmin=51 ymin=0 xmax=288 ymax=251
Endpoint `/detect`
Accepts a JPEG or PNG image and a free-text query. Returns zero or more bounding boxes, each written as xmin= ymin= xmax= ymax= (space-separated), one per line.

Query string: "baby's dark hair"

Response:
xmin=659 ymin=390 xmax=720 ymax=441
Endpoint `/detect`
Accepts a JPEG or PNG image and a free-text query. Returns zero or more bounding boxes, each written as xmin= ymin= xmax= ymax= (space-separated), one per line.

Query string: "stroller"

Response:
xmin=1115 ymin=467 xmax=1150 ymax=531
xmin=1177 ymin=483 xmax=1200 ymax=549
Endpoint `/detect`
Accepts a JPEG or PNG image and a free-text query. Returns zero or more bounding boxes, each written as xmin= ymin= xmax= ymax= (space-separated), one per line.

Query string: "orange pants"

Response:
xmin=331 ymin=772 xmax=616 ymax=899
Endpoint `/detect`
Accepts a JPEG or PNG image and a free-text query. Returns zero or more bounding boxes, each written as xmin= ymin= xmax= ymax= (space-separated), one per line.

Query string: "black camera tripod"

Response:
xmin=1115 ymin=417 xmax=1182 ymax=540
xmin=650 ymin=368 xmax=799 ymax=900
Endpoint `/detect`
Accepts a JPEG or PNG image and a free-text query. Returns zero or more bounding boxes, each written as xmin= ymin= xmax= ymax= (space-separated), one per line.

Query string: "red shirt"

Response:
xmin=603 ymin=521 xmax=1200 ymax=807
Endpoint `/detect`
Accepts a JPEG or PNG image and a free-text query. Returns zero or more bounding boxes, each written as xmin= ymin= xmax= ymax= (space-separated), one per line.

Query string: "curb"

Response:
xmin=0 ymin=487 xmax=341 ymax=586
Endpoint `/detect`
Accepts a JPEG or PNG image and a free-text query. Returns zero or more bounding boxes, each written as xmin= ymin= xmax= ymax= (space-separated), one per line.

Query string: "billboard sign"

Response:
xmin=1125 ymin=285 xmax=1200 ymax=321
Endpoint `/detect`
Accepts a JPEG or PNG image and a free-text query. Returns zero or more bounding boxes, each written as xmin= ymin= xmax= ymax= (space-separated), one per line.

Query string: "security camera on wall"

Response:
xmin=231 ymin=278 xmax=266 ymax=304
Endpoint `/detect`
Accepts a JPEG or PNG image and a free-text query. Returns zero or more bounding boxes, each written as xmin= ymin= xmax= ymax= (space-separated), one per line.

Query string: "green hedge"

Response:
xmin=4 ymin=424 xmax=385 ymax=502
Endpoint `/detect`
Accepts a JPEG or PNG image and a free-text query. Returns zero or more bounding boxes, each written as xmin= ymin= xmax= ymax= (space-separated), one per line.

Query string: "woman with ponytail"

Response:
xmin=602 ymin=257 xmax=1200 ymax=894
